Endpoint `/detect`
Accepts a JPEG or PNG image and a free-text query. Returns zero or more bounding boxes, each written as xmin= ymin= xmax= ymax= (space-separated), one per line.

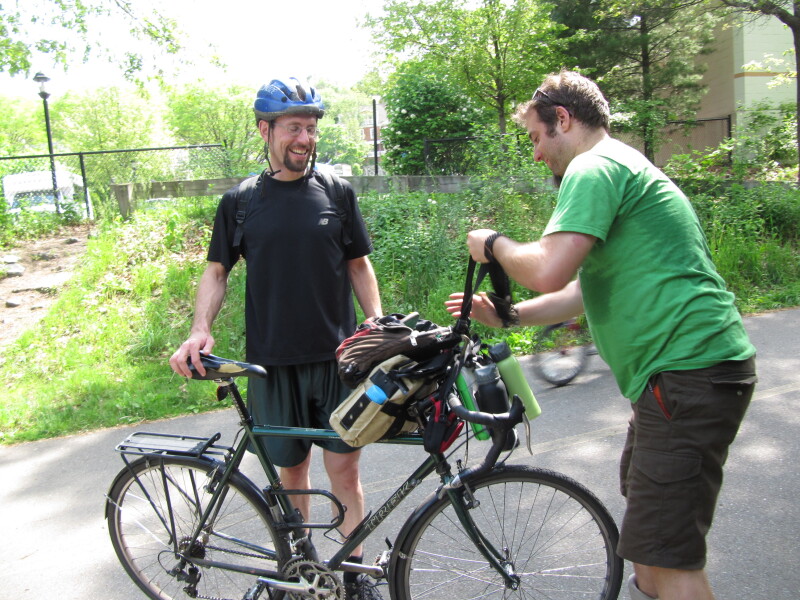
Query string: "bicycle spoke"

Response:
xmin=392 ymin=466 xmax=622 ymax=600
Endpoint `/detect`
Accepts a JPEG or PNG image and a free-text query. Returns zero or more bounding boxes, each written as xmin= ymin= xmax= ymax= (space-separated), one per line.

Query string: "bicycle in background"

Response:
xmin=532 ymin=317 xmax=599 ymax=387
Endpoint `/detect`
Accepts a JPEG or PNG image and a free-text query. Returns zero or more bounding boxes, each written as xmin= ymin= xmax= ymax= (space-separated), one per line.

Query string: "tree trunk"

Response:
xmin=640 ymin=15 xmax=655 ymax=163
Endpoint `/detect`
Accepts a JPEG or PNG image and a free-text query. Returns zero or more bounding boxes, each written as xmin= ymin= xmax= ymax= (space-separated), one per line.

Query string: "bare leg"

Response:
xmin=634 ymin=563 xmax=715 ymax=600
xmin=323 ymin=448 xmax=364 ymax=557
xmin=280 ymin=451 xmax=313 ymax=523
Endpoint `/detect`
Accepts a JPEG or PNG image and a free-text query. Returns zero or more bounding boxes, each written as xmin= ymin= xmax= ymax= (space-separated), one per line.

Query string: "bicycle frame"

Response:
xmin=114 ymin=371 xmax=521 ymax=591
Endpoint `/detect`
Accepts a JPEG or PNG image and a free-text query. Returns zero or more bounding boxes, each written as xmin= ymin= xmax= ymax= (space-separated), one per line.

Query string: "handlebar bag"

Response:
xmin=336 ymin=313 xmax=460 ymax=388
xmin=331 ymin=354 xmax=436 ymax=447
xmin=422 ymin=396 xmax=464 ymax=453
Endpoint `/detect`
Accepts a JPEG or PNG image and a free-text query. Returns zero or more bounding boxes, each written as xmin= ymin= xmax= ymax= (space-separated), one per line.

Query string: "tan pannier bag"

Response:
xmin=330 ymin=355 xmax=434 ymax=447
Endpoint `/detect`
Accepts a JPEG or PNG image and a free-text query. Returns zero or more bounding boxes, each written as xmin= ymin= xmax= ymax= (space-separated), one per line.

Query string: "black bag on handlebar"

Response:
xmin=423 ymin=396 xmax=463 ymax=453
xmin=335 ymin=313 xmax=460 ymax=388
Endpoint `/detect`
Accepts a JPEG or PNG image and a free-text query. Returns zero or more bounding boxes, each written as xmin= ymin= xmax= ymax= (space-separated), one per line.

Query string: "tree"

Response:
xmin=52 ymin=87 xmax=164 ymax=215
xmin=0 ymin=97 xmax=44 ymax=156
xmin=713 ymin=0 xmax=800 ymax=180
xmin=553 ymin=0 xmax=720 ymax=162
xmin=382 ymin=62 xmax=486 ymax=174
xmin=0 ymin=1 xmax=182 ymax=81
xmin=314 ymin=83 xmax=371 ymax=172
xmin=166 ymin=85 xmax=261 ymax=177
xmin=366 ymin=0 xmax=565 ymax=133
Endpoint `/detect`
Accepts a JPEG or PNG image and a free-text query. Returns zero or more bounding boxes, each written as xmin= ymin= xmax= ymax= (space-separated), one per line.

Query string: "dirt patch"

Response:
xmin=0 ymin=225 xmax=91 ymax=353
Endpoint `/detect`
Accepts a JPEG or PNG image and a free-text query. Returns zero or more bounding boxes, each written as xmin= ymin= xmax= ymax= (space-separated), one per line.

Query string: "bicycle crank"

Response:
xmin=278 ymin=558 xmax=345 ymax=600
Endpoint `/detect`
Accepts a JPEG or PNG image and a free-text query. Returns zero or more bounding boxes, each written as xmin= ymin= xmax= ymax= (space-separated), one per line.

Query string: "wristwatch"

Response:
xmin=503 ymin=304 xmax=521 ymax=328
xmin=483 ymin=232 xmax=505 ymax=263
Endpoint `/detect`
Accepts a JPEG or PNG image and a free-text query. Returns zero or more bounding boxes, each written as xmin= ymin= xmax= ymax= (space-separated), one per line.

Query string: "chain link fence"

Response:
xmin=0 ymin=145 xmax=228 ymax=220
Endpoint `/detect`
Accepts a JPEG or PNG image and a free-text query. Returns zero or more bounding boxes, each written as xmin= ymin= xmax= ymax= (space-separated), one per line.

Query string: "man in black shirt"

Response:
xmin=171 ymin=77 xmax=383 ymax=600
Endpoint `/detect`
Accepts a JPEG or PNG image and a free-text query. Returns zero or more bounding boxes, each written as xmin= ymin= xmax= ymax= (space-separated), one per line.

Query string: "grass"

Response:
xmin=1 ymin=180 xmax=798 ymax=444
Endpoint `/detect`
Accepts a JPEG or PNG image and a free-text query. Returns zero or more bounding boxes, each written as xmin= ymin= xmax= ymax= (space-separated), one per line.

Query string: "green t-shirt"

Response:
xmin=543 ymin=138 xmax=755 ymax=400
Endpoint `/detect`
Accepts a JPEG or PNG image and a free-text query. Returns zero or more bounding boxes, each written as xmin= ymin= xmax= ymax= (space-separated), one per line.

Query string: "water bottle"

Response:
xmin=456 ymin=368 xmax=490 ymax=440
xmin=488 ymin=341 xmax=542 ymax=420
xmin=474 ymin=363 xmax=517 ymax=450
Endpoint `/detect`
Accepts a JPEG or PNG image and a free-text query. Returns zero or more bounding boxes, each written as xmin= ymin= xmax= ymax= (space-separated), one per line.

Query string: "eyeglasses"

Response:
xmin=274 ymin=122 xmax=320 ymax=139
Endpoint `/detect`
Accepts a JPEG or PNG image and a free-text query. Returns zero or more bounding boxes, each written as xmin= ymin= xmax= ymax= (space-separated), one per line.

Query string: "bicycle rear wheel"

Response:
xmin=106 ymin=455 xmax=291 ymax=600
xmin=390 ymin=465 xmax=623 ymax=600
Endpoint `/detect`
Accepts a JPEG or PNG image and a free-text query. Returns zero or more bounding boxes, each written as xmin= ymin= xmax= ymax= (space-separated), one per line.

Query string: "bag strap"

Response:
xmin=232 ymin=173 xmax=263 ymax=251
xmin=455 ymin=258 xmax=490 ymax=334
xmin=318 ymin=170 xmax=352 ymax=246
xmin=456 ymin=257 xmax=514 ymax=333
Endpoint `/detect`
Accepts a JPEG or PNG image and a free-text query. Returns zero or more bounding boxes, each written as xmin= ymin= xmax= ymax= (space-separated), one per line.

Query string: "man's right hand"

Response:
xmin=169 ymin=333 xmax=215 ymax=378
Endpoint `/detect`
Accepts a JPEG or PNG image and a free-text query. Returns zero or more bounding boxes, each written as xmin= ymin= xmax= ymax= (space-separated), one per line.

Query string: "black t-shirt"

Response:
xmin=207 ymin=172 xmax=373 ymax=366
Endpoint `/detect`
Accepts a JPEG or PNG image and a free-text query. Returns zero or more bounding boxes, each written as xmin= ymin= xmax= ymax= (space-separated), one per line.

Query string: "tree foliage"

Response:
xmin=553 ymin=0 xmax=719 ymax=161
xmin=0 ymin=97 xmax=44 ymax=156
xmin=0 ymin=0 xmax=182 ymax=81
xmin=381 ymin=62 xmax=486 ymax=174
xmin=166 ymin=85 xmax=261 ymax=177
xmin=366 ymin=0 xmax=566 ymax=133
xmin=314 ymin=83 xmax=371 ymax=173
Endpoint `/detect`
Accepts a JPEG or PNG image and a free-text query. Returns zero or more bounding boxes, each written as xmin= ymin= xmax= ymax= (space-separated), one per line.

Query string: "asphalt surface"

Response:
xmin=1 ymin=307 xmax=798 ymax=599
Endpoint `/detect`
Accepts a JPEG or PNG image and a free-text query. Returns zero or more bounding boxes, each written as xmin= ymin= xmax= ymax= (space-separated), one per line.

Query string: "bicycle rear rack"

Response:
xmin=115 ymin=431 xmax=233 ymax=459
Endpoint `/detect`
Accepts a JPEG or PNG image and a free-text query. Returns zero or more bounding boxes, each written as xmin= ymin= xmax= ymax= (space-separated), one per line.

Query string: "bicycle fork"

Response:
xmin=446 ymin=483 xmax=521 ymax=590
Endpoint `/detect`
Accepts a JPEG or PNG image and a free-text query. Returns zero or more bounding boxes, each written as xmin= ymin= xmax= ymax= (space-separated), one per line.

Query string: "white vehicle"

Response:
xmin=315 ymin=163 xmax=353 ymax=177
xmin=2 ymin=169 xmax=93 ymax=219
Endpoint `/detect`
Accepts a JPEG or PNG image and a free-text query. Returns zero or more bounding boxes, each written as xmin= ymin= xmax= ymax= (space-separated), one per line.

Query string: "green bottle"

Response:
xmin=456 ymin=368 xmax=490 ymax=440
xmin=488 ymin=342 xmax=542 ymax=420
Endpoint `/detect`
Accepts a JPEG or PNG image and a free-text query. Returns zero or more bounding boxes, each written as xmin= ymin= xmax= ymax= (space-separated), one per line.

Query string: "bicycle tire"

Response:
xmin=106 ymin=455 xmax=291 ymax=600
xmin=533 ymin=322 xmax=589 ymax=386
xmin=389 ymin=465 xmax=623 ymax=600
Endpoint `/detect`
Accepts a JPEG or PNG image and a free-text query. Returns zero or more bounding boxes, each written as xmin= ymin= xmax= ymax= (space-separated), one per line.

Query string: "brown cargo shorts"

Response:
xmin=617 ymin=357 xmax=756 ymax=570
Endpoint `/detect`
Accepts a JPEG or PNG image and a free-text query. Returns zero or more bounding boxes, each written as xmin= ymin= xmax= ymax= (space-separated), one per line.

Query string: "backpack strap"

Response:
xmin=232 ymin=173 xmax=263 ymax=251
xmin=317 ymin=170 xmax=352 ymax=246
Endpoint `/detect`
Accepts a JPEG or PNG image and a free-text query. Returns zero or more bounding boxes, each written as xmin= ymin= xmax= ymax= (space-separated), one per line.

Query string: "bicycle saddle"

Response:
xmin=188 ymin=354 xmax=267 ymax=380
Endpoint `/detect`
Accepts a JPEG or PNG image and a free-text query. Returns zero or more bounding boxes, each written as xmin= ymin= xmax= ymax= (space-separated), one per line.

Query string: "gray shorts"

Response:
xmin=617 ymin=357 xmax=756 ymax=570
xmin=247 ymin=360 xmax=358 ymax=468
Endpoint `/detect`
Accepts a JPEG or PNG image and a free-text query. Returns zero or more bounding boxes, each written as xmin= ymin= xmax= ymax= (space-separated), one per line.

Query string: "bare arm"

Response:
xmin=169 ymin=261 xmax=229 ymax=377
xmin=467 ymin=229 xmax=596 ymax=293
xmin=348 ymin=255 xmax=382 ymax=319
xmin=446 ymin=279 xmax=584 ymax=328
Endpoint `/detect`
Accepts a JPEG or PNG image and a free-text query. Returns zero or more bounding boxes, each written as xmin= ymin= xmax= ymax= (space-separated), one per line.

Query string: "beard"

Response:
xmin=282 ymin=147 xmax=313 ymax=173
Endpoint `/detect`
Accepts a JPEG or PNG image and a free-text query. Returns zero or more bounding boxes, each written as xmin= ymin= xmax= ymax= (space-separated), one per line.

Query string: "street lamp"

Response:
xmin=33 ymin=72 xmax=60 ymax=211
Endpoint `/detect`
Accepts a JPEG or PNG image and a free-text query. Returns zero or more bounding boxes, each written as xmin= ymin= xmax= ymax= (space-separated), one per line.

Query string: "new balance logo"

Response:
xmin=318 ymin=218 xmax=330 ymax=226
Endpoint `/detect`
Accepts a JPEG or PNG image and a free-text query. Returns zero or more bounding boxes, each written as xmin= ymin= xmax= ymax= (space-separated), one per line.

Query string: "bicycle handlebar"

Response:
xmin=443 ymin=395 xmax=525 ymax=492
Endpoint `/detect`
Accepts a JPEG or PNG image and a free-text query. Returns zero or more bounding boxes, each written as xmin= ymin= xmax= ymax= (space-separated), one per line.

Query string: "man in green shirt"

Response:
xmin=446 ymin=70 xmax=756 ymax=600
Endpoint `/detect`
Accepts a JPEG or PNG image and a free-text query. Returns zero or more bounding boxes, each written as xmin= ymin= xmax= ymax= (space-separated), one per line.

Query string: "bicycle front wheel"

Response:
xmin=390 ymin=465 xmax=623 ymax=600
xmin=106 ymin=455 xmax=291 ymax=600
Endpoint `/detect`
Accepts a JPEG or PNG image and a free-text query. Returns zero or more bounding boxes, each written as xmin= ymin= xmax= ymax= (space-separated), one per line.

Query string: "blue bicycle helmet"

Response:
xmin=253 ymin=77 xmax=325 ymax=122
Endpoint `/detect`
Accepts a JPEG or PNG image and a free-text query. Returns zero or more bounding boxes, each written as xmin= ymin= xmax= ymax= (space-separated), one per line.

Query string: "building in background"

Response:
xmin=654 ymin=14 xmax=794 ymax=165
xmin=360 ymin=99 xmax=388 ymax=175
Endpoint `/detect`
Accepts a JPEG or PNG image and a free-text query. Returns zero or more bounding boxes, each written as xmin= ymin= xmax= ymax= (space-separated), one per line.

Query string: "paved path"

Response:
xmin=1 ymin=308 xmax=798 ymax=599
